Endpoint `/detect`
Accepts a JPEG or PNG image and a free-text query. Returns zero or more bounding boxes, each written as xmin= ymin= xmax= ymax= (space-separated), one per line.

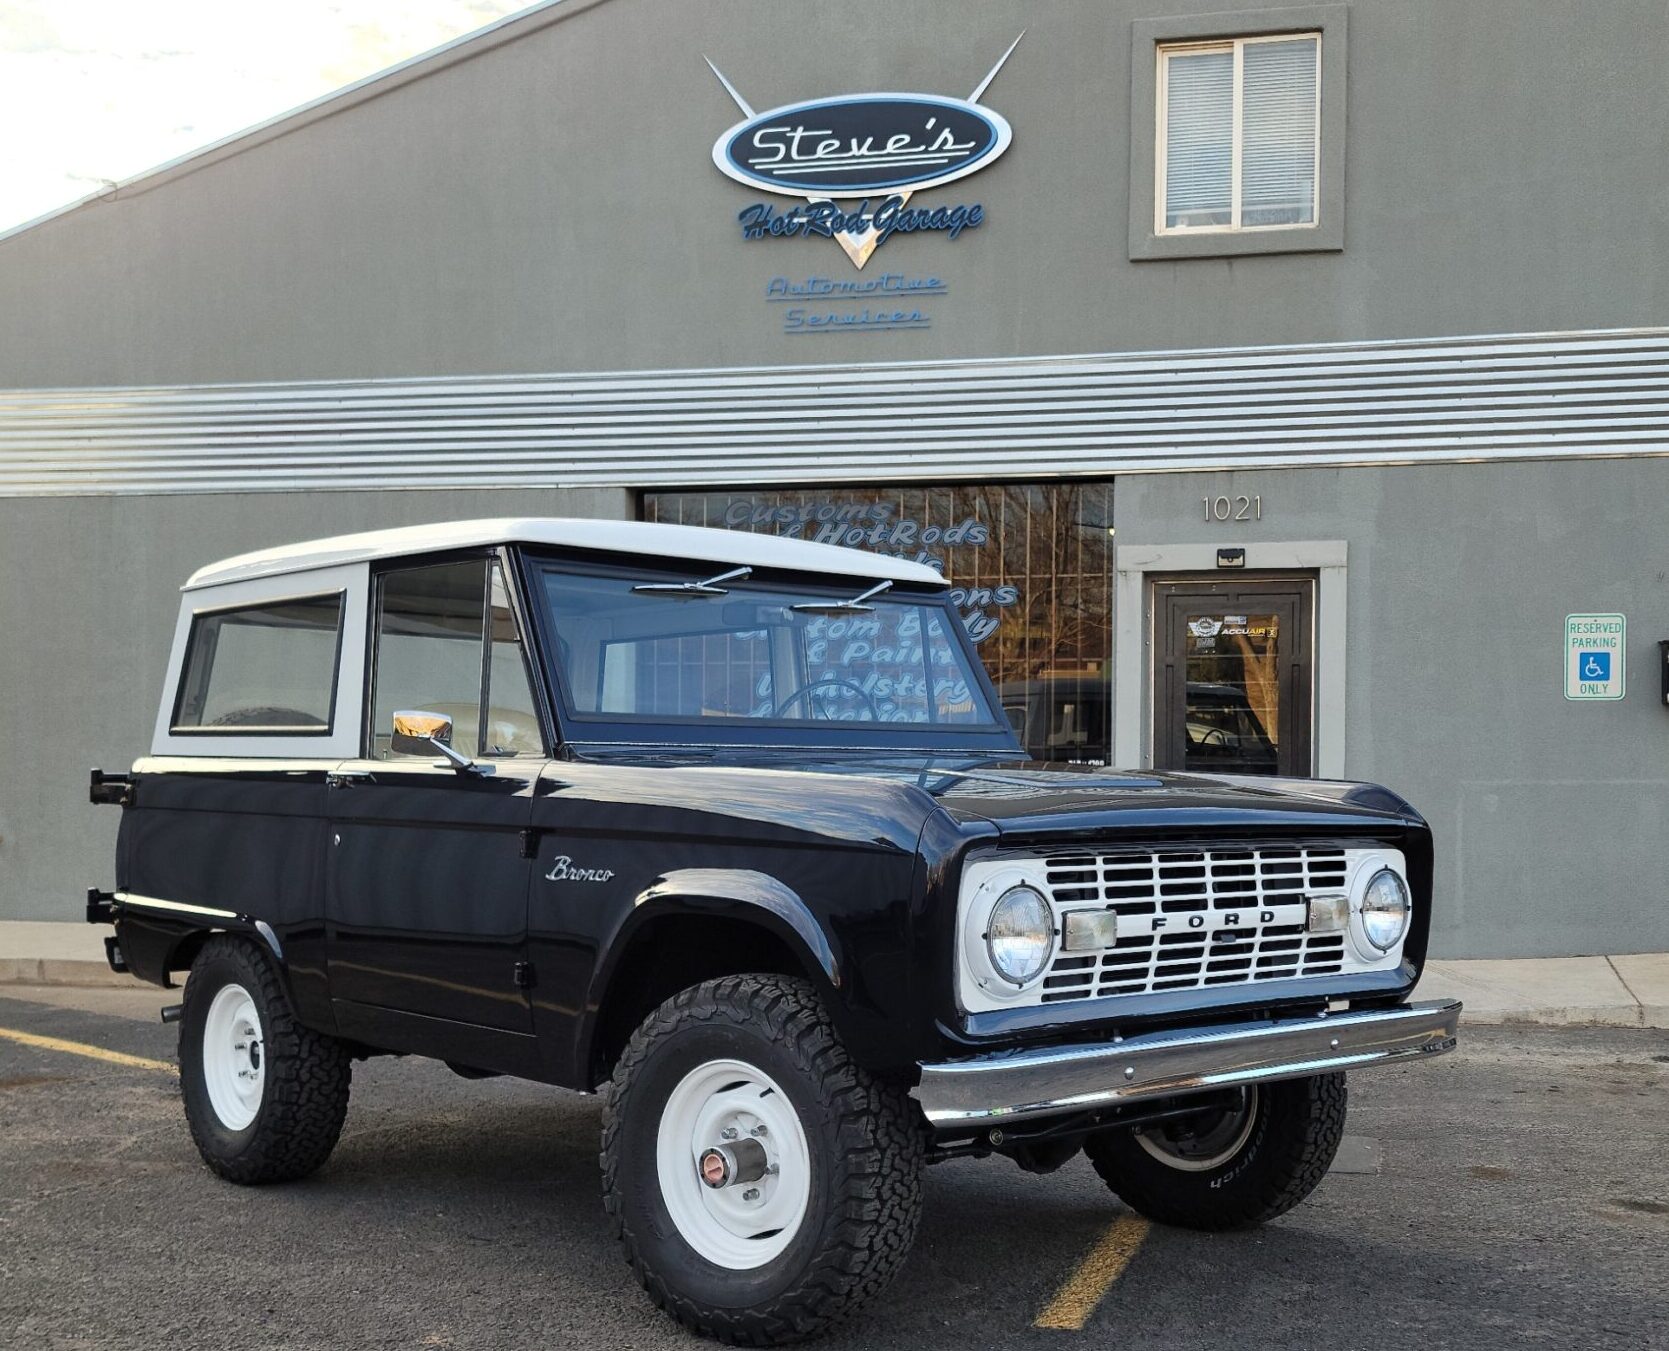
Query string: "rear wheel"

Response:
xmin=601 ymin=974 xmax=924 ymax=1345
xmin=179 ymin=935 xmax=351 ymax=1184
xmin=1083 ymin=1073 xmax=1346 ymax=1230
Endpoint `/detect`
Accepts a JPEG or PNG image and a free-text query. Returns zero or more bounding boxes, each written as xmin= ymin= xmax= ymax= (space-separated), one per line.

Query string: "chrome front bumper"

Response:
xmin=913 ymin=1000 xmax=1462 ymax=1127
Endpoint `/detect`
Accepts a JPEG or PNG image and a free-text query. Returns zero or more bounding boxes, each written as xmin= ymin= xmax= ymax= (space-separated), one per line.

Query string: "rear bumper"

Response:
xmin=913 ymin=999 xmax=1462 ymax=1127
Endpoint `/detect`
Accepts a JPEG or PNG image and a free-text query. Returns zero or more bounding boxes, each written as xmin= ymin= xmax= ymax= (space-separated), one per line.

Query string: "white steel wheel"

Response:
xmin=604 ymin=975 xmax=926 ymax=1343
xmin=654 ymin=1057 xmax=813 ymax=1269
xmin=1134 ymin=1086 xmax=1260 ymax=1172
xmin=201 ymin=982 xmax=265 ymax=1131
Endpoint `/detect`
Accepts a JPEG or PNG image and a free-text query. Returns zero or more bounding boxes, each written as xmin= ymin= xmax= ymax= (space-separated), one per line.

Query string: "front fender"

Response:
xmin=591 ymin=867 xmax=844 ymax=1004
xmin=628 ymin=868 xmax=842 ymax=988
xmin=574 ymin=867 xmax=865 ymax=1086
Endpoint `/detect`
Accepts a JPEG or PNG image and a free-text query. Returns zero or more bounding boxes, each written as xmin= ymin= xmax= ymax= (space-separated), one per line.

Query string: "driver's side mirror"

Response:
xmin=390 ymin=709 xmax=478 ymax=773
xmin=391 ymin=709 xmax=452 ymax=756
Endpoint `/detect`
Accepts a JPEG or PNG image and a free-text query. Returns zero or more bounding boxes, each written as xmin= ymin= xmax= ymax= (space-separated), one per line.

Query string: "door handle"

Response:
xmin=326 ymin=770 xmax=376 ymax=789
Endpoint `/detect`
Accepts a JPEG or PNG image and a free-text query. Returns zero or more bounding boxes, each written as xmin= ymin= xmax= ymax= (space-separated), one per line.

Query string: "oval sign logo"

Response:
xmin=713 ymin=93 xmax=1012 ymax=197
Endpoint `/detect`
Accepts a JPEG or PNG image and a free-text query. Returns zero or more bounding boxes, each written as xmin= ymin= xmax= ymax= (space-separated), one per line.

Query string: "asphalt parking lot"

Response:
xmin=1 ymin=985 xmax=1665 ymax=1351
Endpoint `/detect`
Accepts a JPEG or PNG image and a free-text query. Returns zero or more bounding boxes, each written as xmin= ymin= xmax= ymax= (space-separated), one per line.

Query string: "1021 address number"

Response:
xmin=1203 ymin=495 xmax=1263 ymax=522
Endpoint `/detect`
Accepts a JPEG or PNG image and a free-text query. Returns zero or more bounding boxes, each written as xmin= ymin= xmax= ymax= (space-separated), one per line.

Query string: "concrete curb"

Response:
xmin=0 ymin=922 xmax=140 ymax=989
xmin=0 ymin=956 xmax=137 ymax=988
xmin=2 ymin=921 xmax=1666 ymax=1027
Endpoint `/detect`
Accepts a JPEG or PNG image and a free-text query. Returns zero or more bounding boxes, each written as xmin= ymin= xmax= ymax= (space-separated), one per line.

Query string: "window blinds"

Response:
xmin=1240 ymin=38 xmax=1318 ymax=225
xmin=1162 ymin=35 xmax=1319 ymax=231
xmin=1163 ymin=49 xmax=1233 ymax=228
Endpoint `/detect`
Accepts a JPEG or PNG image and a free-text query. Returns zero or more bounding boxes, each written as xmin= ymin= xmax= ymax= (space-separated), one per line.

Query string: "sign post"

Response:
xmin=1564 ymin=613 xmax=1626 ymax=700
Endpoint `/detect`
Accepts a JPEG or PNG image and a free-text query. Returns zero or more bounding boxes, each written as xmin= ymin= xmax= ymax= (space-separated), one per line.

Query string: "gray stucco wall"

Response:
xmin=0 ymin=487 xmax=629 ymax=925
xmin=1 ymin=0 xmax=1666 ymax=385
xmin=1117 ymin=457 xmax=1669 ymax=958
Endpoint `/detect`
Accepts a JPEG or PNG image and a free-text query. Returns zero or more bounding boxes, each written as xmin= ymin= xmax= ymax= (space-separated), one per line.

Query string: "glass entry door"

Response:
xmin=1153 ymin=578 xmax=1314 ymax=777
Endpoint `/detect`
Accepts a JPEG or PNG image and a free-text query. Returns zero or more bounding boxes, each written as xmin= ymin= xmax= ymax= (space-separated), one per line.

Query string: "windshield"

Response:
xmin=533 ymin=562 xmax=1006 ymax=737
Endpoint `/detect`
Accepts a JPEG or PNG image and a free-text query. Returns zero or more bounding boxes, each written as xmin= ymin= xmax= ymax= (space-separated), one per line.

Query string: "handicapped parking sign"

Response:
xmin=1565 ymin=614 xmax=1625 ymax=700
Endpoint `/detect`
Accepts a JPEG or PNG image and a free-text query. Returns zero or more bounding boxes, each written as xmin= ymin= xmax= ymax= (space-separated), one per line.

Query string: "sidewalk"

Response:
xmin=1 ymin=920 xmax=1665 ymax=1029
xmin=0 ymin=921 xmax=133 ymax=989
xmin=1414 ymin=954 xmax=1667 ymax=1029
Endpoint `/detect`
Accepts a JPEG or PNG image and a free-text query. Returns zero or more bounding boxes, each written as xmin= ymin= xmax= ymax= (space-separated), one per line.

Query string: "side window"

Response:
xmin=372 ymin=561 xmax=487 ymax=759
xmin=485 ymin=565 xmax=544 ymax=756
xmin=923 ymin=612 xmax=985 ymax=723
xmin=172 ymin=593 xmax=343 ymax=734
xmin=371 ymin=559 xmax=544 ymax=761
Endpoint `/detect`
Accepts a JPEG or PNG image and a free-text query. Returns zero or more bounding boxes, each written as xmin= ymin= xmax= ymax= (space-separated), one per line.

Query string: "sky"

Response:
xmin=0 ymin=0 xmax=527 ymax=232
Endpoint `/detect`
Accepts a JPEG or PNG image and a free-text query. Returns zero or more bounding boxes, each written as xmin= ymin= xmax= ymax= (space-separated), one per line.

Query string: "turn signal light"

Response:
xmin=1062 ymin=909 xmax=1119 ymax=952
xmin=1306 ymin=894 xmax=1349 ymax=934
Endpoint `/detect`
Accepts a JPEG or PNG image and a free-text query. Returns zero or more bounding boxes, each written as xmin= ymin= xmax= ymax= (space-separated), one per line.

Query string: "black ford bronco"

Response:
xmin=88 ymin=518 xmax=1460 ymax=1343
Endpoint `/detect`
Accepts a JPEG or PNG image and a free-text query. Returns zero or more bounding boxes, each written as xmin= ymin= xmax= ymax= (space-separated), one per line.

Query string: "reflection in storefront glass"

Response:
xmin=642 ymin=484 xmax=1115 ymax=762
xmin=1183 ymin=611 xmax=1281 ymax=774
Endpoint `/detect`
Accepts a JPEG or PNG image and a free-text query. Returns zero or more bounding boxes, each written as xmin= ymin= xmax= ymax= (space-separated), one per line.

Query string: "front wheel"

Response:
xmin=179 ymin=935 xmax=352 ymax=1184
xmin=1083 ymin=1073 xmax=1347 ymax=1230
xmin=601 ymin=974 xmax=924 ymax=1345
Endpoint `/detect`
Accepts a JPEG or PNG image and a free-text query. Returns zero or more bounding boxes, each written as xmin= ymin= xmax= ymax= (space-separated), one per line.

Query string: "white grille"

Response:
xmin=1039 ymin=846 xmax=1350 ymax=1002
xmin=956 ymin=845 xmax=1408 ymax=1014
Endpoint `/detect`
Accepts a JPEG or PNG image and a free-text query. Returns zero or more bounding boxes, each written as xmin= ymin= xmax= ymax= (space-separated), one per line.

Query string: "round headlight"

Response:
xmin=1359 ymin=868 xmax=1411 ymax=952
xmin=986 ymin=885 xmax=1055 ymax=986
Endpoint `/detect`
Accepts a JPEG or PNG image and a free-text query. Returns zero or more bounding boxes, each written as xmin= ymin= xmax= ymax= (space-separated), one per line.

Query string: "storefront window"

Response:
xmin=642 ymin=484 xmax=1115 ymax=763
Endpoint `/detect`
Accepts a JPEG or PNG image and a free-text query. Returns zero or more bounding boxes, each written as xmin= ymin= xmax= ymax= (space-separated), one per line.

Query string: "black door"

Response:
xmin=1153 ymin=577 xmax=1314 ymax=777
xmin=326 ymin=557 xmax=549 ymax=1054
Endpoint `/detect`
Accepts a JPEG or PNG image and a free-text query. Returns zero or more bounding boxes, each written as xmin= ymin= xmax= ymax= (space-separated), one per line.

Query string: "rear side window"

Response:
xmin=171 ymin=593 xmax=344 ymax=734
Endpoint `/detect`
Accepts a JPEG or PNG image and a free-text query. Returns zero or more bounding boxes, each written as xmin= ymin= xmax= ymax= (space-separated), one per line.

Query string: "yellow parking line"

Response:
xmin=1035 ymin=1213 xmax=1153 ymax=1331
xmin=0 ymin=1026 xmax=177 ymax=1075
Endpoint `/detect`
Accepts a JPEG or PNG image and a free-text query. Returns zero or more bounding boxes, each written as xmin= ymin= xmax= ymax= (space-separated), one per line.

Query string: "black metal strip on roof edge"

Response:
xmin=2 ymin=327 xmax=1667 ymax=497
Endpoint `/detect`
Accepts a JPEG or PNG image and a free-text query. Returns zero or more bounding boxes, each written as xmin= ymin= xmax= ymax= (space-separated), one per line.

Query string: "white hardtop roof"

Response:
xmin=184 ymin=517 xmax=947 ymax=590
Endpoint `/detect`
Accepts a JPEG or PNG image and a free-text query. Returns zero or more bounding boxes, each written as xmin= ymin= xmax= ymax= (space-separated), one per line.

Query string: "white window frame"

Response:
xmin=151 ymin=563 xmax=369 ymax=758
xmin=1155 ymin=32 xmax=1322 ymax=236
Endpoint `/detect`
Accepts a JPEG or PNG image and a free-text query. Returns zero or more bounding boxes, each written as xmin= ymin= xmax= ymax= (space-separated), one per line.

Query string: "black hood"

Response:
xmin=911 ymin=762 xmax=1423 ymax=839
xmin=567 ymin=745 xmax=1423 ymax=841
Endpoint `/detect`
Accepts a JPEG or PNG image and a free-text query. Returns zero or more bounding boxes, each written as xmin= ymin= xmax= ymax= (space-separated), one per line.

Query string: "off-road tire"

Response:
xmin=601 ymin=974 xmax=925 ymax=1345
xmin=179 ymin=935 xmax=351 ymax=1184
xmin=1084 ymin=1072 xmax=1347 ymax=1230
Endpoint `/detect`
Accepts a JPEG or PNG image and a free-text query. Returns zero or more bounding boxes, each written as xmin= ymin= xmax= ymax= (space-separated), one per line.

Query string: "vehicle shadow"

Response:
xmin=158 ymin=1070 xmax=1669 ymax=1351
xmin=292 ymin=1078 xmax=1145 ymax=1346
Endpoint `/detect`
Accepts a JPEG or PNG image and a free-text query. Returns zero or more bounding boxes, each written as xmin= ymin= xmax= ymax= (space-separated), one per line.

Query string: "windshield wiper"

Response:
xmin=631 ymin=565 xmax=751 ymax=598
xmin=790 ymin=580 xmax=892 ymax=614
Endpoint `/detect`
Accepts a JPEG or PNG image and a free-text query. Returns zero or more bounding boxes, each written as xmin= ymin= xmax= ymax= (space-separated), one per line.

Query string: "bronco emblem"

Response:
xmin=545 ymin=856 xmax=616 ymax=884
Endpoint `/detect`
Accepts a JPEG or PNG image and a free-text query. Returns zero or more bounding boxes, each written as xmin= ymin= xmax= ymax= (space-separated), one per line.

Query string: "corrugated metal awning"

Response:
xmin=3 ymin=327 xmax=1668 ymax=496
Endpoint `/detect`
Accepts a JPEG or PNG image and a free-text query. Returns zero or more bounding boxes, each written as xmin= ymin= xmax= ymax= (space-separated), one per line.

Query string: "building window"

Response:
xmin=1159 ymin=34 xmax=1319 ymax=234
xmin=1128 ymin=6 xmax=1345 ymax=260
xmin=642 ymin=484 xmax=1116 ymax=764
